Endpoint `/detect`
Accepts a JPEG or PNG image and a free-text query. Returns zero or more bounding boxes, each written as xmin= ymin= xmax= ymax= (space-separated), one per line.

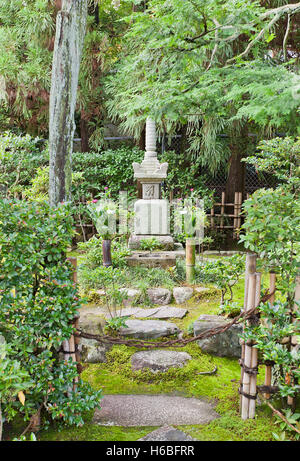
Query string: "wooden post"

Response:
xmin=287 ymin=275 xmax=300 ymax=407
xmin=264 ymin=272 xmax=276 ymax=399
xmin=186 ymin=238 xmax=196 ymax=284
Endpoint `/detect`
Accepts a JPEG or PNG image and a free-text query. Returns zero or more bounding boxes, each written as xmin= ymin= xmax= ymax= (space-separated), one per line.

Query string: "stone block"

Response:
xmin=134 ymin=199 xmax=170 ymax=235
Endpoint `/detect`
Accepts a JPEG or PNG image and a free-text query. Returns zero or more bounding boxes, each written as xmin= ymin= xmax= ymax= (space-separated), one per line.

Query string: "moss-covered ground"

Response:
xmin=4 ymin=251 xmax=289 ymax=441
xmin=38 ymin=262 xmax=281 ymax=442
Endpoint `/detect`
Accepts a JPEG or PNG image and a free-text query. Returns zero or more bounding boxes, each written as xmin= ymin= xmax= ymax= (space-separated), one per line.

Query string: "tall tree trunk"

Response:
xmin=80 ymin=113 xmax=90 ymax=152
xmin=49 ymin=0 xmax=88 ymax=206
xmin=225 ymin=127 xmax=248 ymax=202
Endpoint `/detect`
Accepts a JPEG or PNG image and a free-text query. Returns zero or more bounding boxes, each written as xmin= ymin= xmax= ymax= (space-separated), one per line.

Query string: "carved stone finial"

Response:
xmin=145 ymin=118 xmax=157 ymax=159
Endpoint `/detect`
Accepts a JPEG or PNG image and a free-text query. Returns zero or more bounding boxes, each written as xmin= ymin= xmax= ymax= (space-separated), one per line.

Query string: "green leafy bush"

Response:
xmin=0 ymin=199 xmax=102 ymax=430
xmin=0 ymin=132 xmax=47 ymax=198
xmin=195 ymin=254 xmax=245 ymax=304
xmin=139 ymin=237 xmax=164 ymax=251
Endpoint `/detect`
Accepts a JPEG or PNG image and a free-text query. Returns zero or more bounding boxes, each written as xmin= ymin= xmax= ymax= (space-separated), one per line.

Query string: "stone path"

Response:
xmin=93 ymin=395 xmax=219 ymax=426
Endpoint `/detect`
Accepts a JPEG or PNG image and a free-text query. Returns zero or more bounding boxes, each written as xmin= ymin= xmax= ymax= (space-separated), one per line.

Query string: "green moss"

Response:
xmin=40 ymin=424 xmax=154 ymax=442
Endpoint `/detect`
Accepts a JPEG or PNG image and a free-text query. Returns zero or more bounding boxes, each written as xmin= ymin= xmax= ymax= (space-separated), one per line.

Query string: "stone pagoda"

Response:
xmin=128 ymin=118 xmax=174 ymax=250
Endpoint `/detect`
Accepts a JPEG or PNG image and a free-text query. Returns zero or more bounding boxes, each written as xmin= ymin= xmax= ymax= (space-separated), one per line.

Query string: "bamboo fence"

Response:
xmin=209 ymin=191 xmax=243 ymax=238
xmin=239 ymin=258 xmax=300 ymax=419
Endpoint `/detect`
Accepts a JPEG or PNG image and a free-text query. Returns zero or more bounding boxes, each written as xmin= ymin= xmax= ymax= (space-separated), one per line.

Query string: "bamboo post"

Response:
xmin=220 ymin=192 xmax=225 ymax=229
xmin=264 ymin=272 xmax=276 ymax=399
xmin=240 ymin=253 xmax=257 ymax=411
xmin=248 ymin=272 xmax=261 ymax=419
xmin=210 ymin=205 xmax=214 ymax=228
xmin=233 ymin=192 xmax=238 ymax=239
xmin=287 ymin=275 xmax=300 ymax=407
xmin=241 ymin=273 xmax=256 ymax=420
xmin=186 ymin=238 xmax=196 ymax=284
xmin=237 ymin=192 xmax=242 ymax=230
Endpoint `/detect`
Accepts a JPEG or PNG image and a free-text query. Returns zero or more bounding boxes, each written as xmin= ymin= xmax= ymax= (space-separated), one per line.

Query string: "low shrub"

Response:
xmin=0 ymin=199 xmax=102 ymax=432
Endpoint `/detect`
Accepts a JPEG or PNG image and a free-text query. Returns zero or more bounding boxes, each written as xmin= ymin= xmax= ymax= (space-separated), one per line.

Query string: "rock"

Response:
xmin=119 ymin=319 xmax=179 ymax=339
xmin=119 ymin=288 xmax=141 ymax=306
xmin=194 ymin=287 xmax=211 ymax=294
xmin=78 ymin=313 xmax=106 ymax=335
xmin=147 ymin=288 xmax=171 ymax=305
xmin=173 ymin=287 xmax=194 ymax=304
xmin=78 ymin=313 xmax=110 ymax=363
xmin=194 ymin=314 xmax=242 ymax=358
xmin=139 ymin=425 xmax=195 ymax=441
xmin=79 ymin=338 xmax=110 ymax=363
xmin=131 ymin=350 xmax=192 ymax=372
xmin=152 ymin=306 xmax=188 ymax=319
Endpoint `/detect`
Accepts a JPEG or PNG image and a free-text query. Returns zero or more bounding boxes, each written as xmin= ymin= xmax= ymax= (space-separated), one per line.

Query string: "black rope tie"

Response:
xmin=238 ymin=387 xmax=258 ymax=400
xmin=239 ymin=359 xmax=259 ymax=376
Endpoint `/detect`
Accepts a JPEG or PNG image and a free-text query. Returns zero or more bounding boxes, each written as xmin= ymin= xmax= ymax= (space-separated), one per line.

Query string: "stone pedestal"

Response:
xmin=129 ymin=118 xmax=174 ymax=250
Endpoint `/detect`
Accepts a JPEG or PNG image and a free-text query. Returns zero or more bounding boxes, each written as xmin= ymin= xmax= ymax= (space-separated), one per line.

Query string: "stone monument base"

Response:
xmin=128 ymin=234 xmax=174 ymax=250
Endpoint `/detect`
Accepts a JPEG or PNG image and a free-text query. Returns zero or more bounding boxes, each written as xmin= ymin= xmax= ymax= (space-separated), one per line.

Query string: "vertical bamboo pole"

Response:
xmin=67 ymin=257 xmax=79 ymax=390
xmin=186 ymin=238 xmax=196 ymax=284
xmin=287 ymin=275 xmax=300 ymax=406
xmin=220 ymin=192 xmax=225 ymax=229
xmin=240 ymin=253 xmax=257 ymax=411
xmin=237 ymin=192 xmax=242 ymax=230
xmin=264 ymin=272 xmax=276 ymax=399
xmin=248 ymin=272 xmax=261 ymax=419
xmin=210 ymin=205 xmax=214 ymax=228
xmin=241 ymin=273 xmax=256 ymax=419
xmin=233 ymin=192 xmax=238 ymax=239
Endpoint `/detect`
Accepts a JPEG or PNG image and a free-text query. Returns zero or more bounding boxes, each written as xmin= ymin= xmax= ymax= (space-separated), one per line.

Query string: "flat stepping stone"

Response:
xmin=93 ymin=395 xmax=219 ymax=426
xmin=105 ymin=307 xmax=141 ymax=319
xmin=131 ymin=350 xmax=192 ymax=372
xmin=152 ymin=306 xmax=188 ymax=319
xmin=120 ymin=319 xmax=179 ymax=339
xmin=135 ymin=308 xmax=160 ymax=318
xmin=139 ymin=425 xmax=194 ymax=441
